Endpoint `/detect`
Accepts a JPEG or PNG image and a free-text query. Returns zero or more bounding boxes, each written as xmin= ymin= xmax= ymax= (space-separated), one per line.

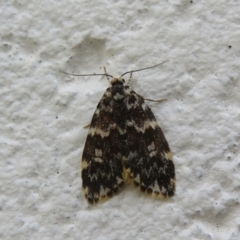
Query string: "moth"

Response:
xmin=76 ymin=62 xmax=176 ymax=204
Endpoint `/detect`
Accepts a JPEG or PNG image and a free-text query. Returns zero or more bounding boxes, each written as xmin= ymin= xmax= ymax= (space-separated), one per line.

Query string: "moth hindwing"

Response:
xmin=81 ymin=74 xmax=175 ymax=204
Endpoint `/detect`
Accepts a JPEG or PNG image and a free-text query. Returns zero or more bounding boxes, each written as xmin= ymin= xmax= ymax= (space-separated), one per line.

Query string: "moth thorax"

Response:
xmin=111 ymin=77 xmax=126 ymax=101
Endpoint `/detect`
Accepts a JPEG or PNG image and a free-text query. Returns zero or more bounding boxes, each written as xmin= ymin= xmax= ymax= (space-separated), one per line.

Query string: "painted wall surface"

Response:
xmin=1 ymin=1 xmax=239 ymax=239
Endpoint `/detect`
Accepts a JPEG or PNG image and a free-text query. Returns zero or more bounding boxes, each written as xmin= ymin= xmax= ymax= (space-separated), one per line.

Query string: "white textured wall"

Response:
xmin=1 ymin=1 xmax=240 ymax=239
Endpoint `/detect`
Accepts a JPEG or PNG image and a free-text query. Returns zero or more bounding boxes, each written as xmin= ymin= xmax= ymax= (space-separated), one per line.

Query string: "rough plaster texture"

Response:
xmin=1 ymin=0 xmax=240 ymax=239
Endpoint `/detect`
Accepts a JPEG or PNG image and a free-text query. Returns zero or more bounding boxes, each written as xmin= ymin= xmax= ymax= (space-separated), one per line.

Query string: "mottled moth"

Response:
xmin=75 ymin=62 xmax=176 ymax=204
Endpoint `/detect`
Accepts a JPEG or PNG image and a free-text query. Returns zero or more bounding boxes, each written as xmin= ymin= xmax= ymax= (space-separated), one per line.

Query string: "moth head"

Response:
xmin=110 ymin=77 xmax=125 ymax=85
xmin=110 ymin=77 xmax=126 ymax=101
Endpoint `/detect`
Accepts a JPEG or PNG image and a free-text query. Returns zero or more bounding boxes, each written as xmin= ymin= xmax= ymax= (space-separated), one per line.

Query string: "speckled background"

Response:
xmin=1 ymin=1 xmax=240 ymax=239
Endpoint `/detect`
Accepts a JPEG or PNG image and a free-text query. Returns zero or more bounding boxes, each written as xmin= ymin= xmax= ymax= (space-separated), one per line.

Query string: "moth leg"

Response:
xmin=145 ymin=98 xmax=167 ymax=103
xmin=83 ymin=124 xmax=90 ymax=129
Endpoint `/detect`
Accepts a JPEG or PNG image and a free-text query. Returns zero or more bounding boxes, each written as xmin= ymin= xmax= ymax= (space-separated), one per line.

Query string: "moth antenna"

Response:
xmin=104 ymin=67 xmax=111 ymax=83
xmin=59 ymin=70 xmax=113 ymax=78
xmin=126 ymin=70 xmax=133 ymax=85
xmin=121 ymin=60 xmax=169 ymax=77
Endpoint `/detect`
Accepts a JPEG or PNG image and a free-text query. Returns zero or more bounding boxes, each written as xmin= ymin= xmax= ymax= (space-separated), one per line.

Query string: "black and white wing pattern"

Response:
xmin=82 ymin=77 xmax=175 ymax=204
xmin=81 ymin=86 xmax=126 ymax=204
xmin=123 ymin=90 xmax=175 ymax=198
